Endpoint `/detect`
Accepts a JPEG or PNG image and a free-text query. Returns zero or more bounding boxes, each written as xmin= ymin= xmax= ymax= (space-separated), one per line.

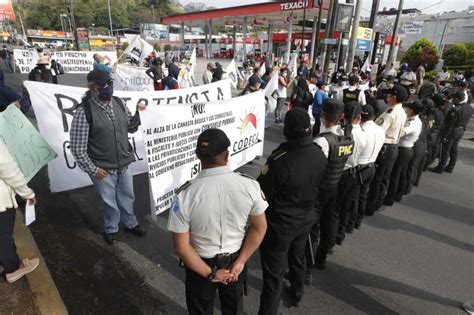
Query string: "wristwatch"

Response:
xmin=207 ymin=267 xmax=217 ymax=282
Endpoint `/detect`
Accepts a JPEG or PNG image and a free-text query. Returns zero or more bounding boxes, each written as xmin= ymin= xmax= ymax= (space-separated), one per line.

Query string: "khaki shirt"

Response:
xmin=375 ymin=103 xmax=407 ymax=144
xmin=167 ymin=165 xmax=268 ymax=258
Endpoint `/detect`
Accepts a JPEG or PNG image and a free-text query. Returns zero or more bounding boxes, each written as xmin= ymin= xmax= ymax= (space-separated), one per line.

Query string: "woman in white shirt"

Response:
xmin=276 ymin=67 xmax=289 ymax=123
xmin=0 ymin=142 xmax=39 ymax=283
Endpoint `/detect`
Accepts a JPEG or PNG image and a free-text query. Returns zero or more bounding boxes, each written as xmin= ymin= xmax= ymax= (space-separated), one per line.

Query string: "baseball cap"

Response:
xmin=387 ymin=84 xmax=408 ymax=100
xmin=361 ymin=104 xmax=375 ymax=118
xmin=283 ymin=108 xmax=311 ymax=139
xmin=404 ymin=101 xmax=424 ymax=115
xmin=249 ymin=75 xmax=261 ymax=86
xmin=195 ymin=128 xmax=231 ymax=157
xmin=321 ymin=98 xmax=344 ymax=115
xmin=87 ymin=70 xmax=113 ymax=85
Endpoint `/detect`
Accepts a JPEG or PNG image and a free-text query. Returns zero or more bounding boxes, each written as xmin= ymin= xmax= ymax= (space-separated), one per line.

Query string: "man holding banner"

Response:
xmin=70 ymin=70 xmax=147 ymax=245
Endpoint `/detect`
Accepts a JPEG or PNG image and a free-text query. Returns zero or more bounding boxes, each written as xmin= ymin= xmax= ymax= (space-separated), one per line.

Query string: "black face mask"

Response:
xmin=98 ymin=83 xmax=113 ymax=101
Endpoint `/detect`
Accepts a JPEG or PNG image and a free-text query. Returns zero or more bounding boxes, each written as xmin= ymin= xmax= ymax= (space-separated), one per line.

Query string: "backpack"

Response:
xmin=82 ymin=96 xmax=126 ymax=125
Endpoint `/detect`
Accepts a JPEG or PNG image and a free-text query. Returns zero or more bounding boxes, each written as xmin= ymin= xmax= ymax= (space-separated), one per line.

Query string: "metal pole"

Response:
xmin=181 ymin=22 xmax=185 ymax=45
xmin=107 ymin=0 xmax=113 ymax=37
xmin=338 ymin=0 xmax=354 ymax=69
xmin=209 ymin=19 xmax=213 ymax=59
xmin=312 ymin=1 xmax=324 ymax=67
xmin=386 ymin=0 xmax=404 ymax=66
xmin=346 ymin=0 xmax=364 ymax=73
xmin=267 ymin=23 xmax=273 ymax=65
xmin=68 ymin=0 xmax=79 ymax=51
xmin=301 ymin=0 xmax=307 ymax=53
xmin=367 ymin=0 xmax=380 ymax=66
xmin=310 ymin=16 xmax=318 ymax=70
xmin=286 ymin=12 xmax=293 ymax=63
xmin=18 ymin=11 xmax=27 ymax=43
xmin=322 ymin=0 xmax=337 ymax=76
xmin=438 ymin=21 xmax=448 ymax=55
xmin=232 ymin=25 xmax=237 ymax=59
xmin=204 ymin=21 xmax=209 ymax=59
xmin=243 ymin=16 xmax=248 ymax=62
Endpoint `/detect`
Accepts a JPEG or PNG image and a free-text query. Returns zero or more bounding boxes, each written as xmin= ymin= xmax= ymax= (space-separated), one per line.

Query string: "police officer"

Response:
xmin=366 ymin=84 xmax=407 ymax=215
xmin=167 ymin=128 xmax=268 ymax=314
xmin=384 ymin=101 xmax=423 ymax=205
xmin=257 ymin=108 xmax=327 ymax=313
xmin=310 ymin=99 xmax=354 ymax=270
xmin=352 ymin=105 xmax=385 ymax=228
xmin=343 ymin=75 xmax=366 ymax=105
xmin=424 ymin=93 xmax=446 ymax=169
xmin=335 ymin=102 xmax=367 ymax=245
xmin=430 ymin=90 xmax=473 ymax=173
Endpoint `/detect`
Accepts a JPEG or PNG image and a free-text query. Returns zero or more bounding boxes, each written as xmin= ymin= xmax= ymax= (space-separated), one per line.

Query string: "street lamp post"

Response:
xmin=107 ymin=0 xmax=114 ymax=37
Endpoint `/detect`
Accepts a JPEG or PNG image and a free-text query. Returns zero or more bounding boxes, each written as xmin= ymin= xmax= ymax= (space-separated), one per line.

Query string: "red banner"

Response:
xmin=0 ymin=0 xmax=15 ymax=21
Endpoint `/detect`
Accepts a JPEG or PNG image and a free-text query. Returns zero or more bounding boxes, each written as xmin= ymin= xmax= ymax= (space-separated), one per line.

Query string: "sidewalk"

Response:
xmin=0 ymin=210 xmax=67 ymax=315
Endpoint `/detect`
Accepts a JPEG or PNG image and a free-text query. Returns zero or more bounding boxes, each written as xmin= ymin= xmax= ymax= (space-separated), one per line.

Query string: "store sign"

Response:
xmin=335 ymin=3 xmax=354 ymax=32
xmin=356 ymin=39 xmax=372 ymax=51
xmin=399 ymin=21 xmax=424 ymax=35
xmin=280 ymin=0 xmax=309 ymax=11
xmin=357 ymin=27 xmax=373 ymax=40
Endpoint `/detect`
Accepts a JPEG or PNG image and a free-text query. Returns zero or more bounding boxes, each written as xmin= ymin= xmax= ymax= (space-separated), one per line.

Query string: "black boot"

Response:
xmin=314 ymin=248 xmax=327 ymax=270
xmin=428 ymin=166 xmax=443 ymax=174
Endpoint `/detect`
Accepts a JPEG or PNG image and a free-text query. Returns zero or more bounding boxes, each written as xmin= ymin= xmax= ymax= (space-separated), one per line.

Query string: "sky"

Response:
xmin=179 ymin=0 xmax=474 ymax=16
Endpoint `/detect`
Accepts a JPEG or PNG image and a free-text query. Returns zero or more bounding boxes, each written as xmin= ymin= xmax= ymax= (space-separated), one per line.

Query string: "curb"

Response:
xmin=14 ymin=210 xmax=68 ymax=315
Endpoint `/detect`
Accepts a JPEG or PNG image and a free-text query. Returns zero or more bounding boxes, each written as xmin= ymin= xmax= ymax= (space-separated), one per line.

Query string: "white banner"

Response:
xmin=13 ymin=49 xmax=118 ymax=74
xmin=112 ymin=64 xmax=154 ymax=91
xmin=123 ymin=35 xmax=154 ymax=67
xmin=24 ymin=79 xmax=232 ymax=192
xmin=140 ymin=91 xmax=266 ymax=214
xmin=264 ymin=73 xmax=279 ymax=114
xmin=224 ymin=58 xmax=238 ymax=89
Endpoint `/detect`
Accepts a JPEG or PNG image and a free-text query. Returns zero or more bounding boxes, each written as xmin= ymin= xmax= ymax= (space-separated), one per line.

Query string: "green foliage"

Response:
xmin=154 ymin=43 xmax=161 ymax=52
xmin=443 ymin=43 xmax=468 ymax=66
xmin=401 ymin=38 xmax=439 ymax=71
xmin=424 ymin=70 xmax=437 ymax=80
xmin=15 ymin=0 xmax=178 ymax=32
xmin=164 ymin=44 xmax=172 ymax=52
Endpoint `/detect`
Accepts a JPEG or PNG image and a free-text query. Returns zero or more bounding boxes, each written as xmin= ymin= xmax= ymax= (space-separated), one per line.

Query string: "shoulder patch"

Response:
xmin=175 ymin=181 xmax=191 ymax=195
xmin=260 ymin=164 xmax=269 ymax=175
xmin=237 ymin=172 xmax=256 ymax=180
xmin=270 ymin=149 xmax=287 ymax=160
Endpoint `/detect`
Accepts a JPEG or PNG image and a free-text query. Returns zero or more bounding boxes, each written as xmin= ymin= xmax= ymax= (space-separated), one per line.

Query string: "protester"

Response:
xmin=167 ymin=128 xmax=267 ymax=314
xmin=93 ymin=53 xmax=112 ymax=74
xmin=258 ymin=108 xmax=327 ymax=312
xmin=0 ymin=70 xmax=31 ymax=113
xmin=260 ymin=69 xmax=272 ymax=90
xmin=331 ymin=66 xmax=346 ymax=85
xmin=310 ymin=99 xmax=354 ymax=270
xmin=202 ymin=62 xmax=215 ymax=85
xmin=0 ymin=142 xmax=40 ymax=283
xmin=331 ymin=76 xmax=348 ymax=101
xmin=28 ymin=57 xmax=54 ymax=83
xmin=429 ymin=90 xmax=473 ymax=173
xmin=416 ymin=63 xmax=426 ymax=90
xmin=297 ymin=60 xmax=309 ymax=80
xmin=70 ymin=70 xmax=147 ymax=245
xmin=399 ymin=66 xmax=417 ymax=94
xmin=436 ymin=67 xmax=450 ymax=86
xmin=240 ymin=75 xmax=261 ymax=96
xmin=211 ymin=62 xmax=224 ymax=82
xmin=145 ymin=58 xmax=164 ymax=91
xmin=383 ymin=101 xmax=423 ymax=205
xmin=291 ymin=77 xmax=313 ymax=111
xmin=178 ymin=60 xmax=194 ymax=88
xmin=50 ymin=59 xmax=63 ymax=84
xmin=1 ymin=45 xmax=13 ymax=73
xmin=366 ymin=85 xmax=407 ymax=215
xmin=275 ymin=67 xmax=289 ymax=124
xmin=167 ymin=58 xmax=180 ymax=80
xmin=312 ymin=80 xmax=329 ymax=136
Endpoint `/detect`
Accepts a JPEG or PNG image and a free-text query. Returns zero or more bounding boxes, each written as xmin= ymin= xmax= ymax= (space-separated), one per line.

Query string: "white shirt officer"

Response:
xmin=344 ymin=124 xmax=367 ymax=169
xmin=359 ymin=120 xmax=385 ymax=164
xmin=375 ymin=95 xmax=407 ymax=145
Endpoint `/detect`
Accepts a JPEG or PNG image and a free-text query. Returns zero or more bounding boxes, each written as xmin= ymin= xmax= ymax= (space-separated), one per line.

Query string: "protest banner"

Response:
xmin=140 ymin=91 xmax=266 ymax=215
xmin=123 ymin=34 xmax=154 ymax=67
xmin=264 ymin=72 xmax=279 ymax=114
xmin=24 ymin=79 xmax=232 ymax=192
xmin=224 ymin=58 xmax=238 ymax=89
xmin=13 ymin=49 xmax=118 ymax=74
xmin=112 ymin=64 xmax=154 ymax=91
xmin=0 ymin=105 xmax=57 ymax=182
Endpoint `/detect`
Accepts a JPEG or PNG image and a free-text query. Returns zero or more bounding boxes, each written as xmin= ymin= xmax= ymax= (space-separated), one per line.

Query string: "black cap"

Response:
xmin=404 ymin=101 xmax=424 ymax=115
xmin=344 ymin=101 xmax=362 ymax=120
xmin=452 ymin=90 xmax=465 ymax=101
xmin=348 ymin=75 xmax=360 ymax=85
xmin=321 ymin=98 xmax=344 ymax=115
xmin=283 ymin=108 xmax=311 ymax=139
xmin=387 ymin=84 xmax=408 ymax=101
xmin=361 ymin=104 xmax=375 ymax=118
xmin=422 ymin=98 xmax=434 ymax=110
xmin=249 ymin=75 xmax=261 ymax=86
xmin=196 ymin=128 xmax=231 ymax=157
xmin=87 ymin=70 xmax=112 ymax=84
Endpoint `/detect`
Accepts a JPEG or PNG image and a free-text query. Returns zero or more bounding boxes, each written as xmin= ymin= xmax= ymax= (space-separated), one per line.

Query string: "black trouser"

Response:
xmin=438 ymin=127 xmax=465 ymax=170
xmin=336 ymin=170 xmax=359 ymax=244
xmin=310 ymin=187 xmax=338 ymax=255
xmin=312 ymin=112 xmax=321 ymax=137
xmin=275 ymin=98 xmax=285 ymax=122
xmin=424 ymin=134 xmax=441 ymax=170
xmin=259 ymin=224 xmax=312 ymax=315
xmin=353 ymin=164 xmax=376 ymax=227
xmin=366 ymin=144 xmax=398 ymax=214
xmin=405 ymin=141 xmax=427 ymax=194
xmin=185 ymin=253 xmax=244 ymax=315
xmin=385 ymin=147 xmax=414 ymax=204
xmin=0 ymin=208 xmax=21 ymax=274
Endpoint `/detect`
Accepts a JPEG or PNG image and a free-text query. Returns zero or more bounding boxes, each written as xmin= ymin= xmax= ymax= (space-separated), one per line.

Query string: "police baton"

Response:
xmin=307 ymin=234 xmax=316 ymax=266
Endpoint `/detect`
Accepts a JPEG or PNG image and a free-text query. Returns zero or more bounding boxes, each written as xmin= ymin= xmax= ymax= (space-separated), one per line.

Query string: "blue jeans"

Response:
xmin=90 ymin=168 xmax=138 ymax=234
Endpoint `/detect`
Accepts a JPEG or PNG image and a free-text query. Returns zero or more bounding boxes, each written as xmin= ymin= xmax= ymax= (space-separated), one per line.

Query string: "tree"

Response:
xmin=443 ymin=43 xmax=468 ymax=66
xmin=401 ymin=38 xmax=439 ymax=71
xmin=184 ymin=2 xmax=207 ymax=12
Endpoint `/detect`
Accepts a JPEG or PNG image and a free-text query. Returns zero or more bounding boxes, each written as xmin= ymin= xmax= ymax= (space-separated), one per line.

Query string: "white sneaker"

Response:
xmin=5 ymin=258 xmax=40 ymax=283
xmin=463 ymin=301 xmax=474 ymax=314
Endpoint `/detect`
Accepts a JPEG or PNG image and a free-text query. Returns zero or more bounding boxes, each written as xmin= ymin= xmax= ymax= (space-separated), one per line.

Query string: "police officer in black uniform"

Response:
xmin=309 ymin=99 xmax=354 ymax=270
xmin=424 ymin=93 xmax=446 ymax=169
xmin=342 ymin=75 xmax=364 ymax=105
xmin=258 ymin=108 xmax=327 ymax=314
xmin=430 ymin=90 xmax=473 ymax=173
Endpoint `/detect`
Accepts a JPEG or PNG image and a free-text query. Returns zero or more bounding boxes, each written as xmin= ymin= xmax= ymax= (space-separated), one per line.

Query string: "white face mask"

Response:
xmin=324 ymin=86 xmax=330 ymax=92
xmin=320 ymin=117 xmax=326 ymax=131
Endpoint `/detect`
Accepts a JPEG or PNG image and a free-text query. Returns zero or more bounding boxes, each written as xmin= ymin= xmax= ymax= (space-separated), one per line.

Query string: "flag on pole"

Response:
xmin=288 ymin=46 xmax=300 ymax=79
xmin=225 ymin=58 xmax=239 ymax=89
xmin=123 ymin=34 xmax=154 ymax=67
xmin=189 ymin=47 xmax=197 ymax=77
xmin=264 ymin=72 xmax=279 ymax=114
xmin=259 ymin=62 xmax=266 ymax=77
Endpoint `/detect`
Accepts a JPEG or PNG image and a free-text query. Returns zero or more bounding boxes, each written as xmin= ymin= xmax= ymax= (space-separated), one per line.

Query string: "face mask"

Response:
xmin=320 ymin=117 xmax=326 ymax=130
xmin=324 ymin=86 xmax=330 ymax=92
xmin=98 ymin=83 xmax=113 ymax=101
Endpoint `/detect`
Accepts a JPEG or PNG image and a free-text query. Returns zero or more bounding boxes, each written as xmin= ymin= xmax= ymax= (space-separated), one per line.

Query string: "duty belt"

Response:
xmin=358 ymin=162 xmax=375 ymax=173
xmin=201 ymin=251 xmax=240 ymax=269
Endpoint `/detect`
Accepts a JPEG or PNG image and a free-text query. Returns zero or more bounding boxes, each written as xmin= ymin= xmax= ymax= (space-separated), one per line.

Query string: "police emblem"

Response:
xmin=261 ymin=164 xmax=269 ymax=175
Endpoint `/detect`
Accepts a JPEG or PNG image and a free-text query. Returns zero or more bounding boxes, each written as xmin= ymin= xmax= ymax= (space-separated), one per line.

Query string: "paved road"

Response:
xmin=1 ymin=61 xmax=473 ymax=314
